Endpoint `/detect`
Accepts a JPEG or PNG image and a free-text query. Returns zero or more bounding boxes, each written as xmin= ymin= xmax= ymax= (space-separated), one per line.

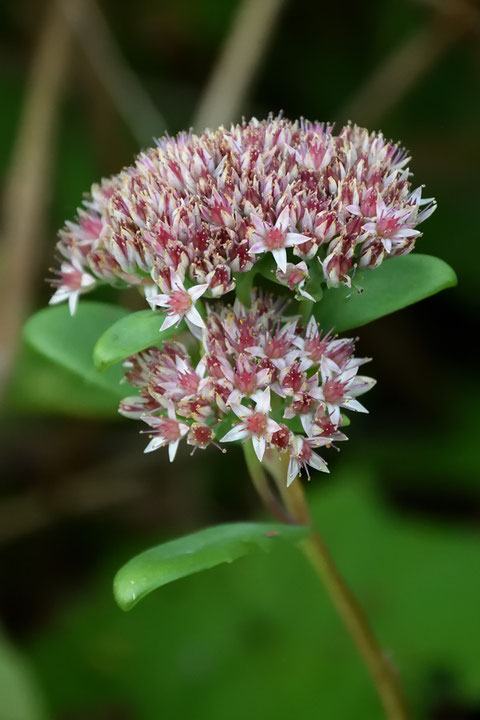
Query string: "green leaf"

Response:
xmin=0 ymin=630 xmax=47 ymax=720
xmin=234 ymin=256 xmax=282 ymax=306
xmin=93 ymin=309 xmax=183 ymax=370
xmin=6 ymin=343 xmax=124 ymax=417
xmin=314 ymin=254 xmax=457 ymax=332
xmin=27 ymin=473 xmax=480 ymax=719
xmin=233 ymin=271 xmax=255 ymax=306
xmin=23 ymin=302 xmax=129 ymax=395
xmin=114 ymin=522 xmax=310 ymax=610
xmin=253 ymin=254 xmax=278 ymax=284
xmin=303 ymin=259 xmax=324 ymax=301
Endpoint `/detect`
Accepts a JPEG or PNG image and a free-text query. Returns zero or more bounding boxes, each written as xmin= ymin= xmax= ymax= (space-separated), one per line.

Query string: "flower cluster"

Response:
xmin=49 ymin=116 xmax=435 ymax=319
xmin=119 ymin=294 xmax=375 ymax=485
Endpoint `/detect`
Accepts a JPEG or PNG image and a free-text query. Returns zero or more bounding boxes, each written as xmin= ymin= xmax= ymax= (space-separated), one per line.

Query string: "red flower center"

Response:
xmin=322 ymin=380 xmax=345 ymax=404
xmin=168 ymin=290 xmax=192 ymax=316
xmin=158 ymin=418 xmax=181 ymax=442
xmin=265 ymin=228 xmax=286 ymax=249
xmin=271 ymin=425 xmax=291 ymax=449
xmin=246 ymin=412 xmax=268 ymax=436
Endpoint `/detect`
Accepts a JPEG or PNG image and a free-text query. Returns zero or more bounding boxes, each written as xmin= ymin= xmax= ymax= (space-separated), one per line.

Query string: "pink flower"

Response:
xmin=287 ymin=436 xmax=329 ymax=487
xmin=316 ymin=367 xmax=376 ymax=425
xmin=49 ymin=254 xmax=96 ymax=315
xmin=118 ymin=292 xmax=375 ymax=482
xmin=50 ymin=117 xmax=436 ymax=309
xmin=221 ymin=388 xmax=281 ymax=461
xmin=148 ymin=271 xmax=208 ymax=332
xmin=250 ymin=207 xmax=309 ymax=273
xmin=142 ymin=403 xmax=189 ymax=461
xmin=275 ymin=262 xmax=314 ymax=301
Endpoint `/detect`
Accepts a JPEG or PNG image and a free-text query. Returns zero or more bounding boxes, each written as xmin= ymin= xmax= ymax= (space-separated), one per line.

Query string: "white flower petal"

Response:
xmin=266 ymin=418 xmax=281 ymax=434
xmin=250 ymin=240 xmax=267 ymax=254
xmin=255 ymin=387 xmax=271 ymax=414
xmin=221 ymin=425 xmax=249 ymax=443
xmin=186 ymin=305 xmax=206 ymax=329
xmin=285 ymin=232 xmax=310 ymax=246
xmin=80 ymin=273 xmax=96 ymax=289
xmin=148 ymin=293 xmax=170 ymax=308
xmin=287 ymin=458 xmax=299 ymax=487
xmin=160 ymin=313 xmax=179 ymax=331
xmin=118 ymin=396 xmax=150 ymax=419
xmin=346 ymin=204 xmax=361 ymax=216
xmin=275 ymin=206 xmax=291 ymax=232
xmin=342 ymin=398 xmax=368 ymax=413
xmin=349 ymin=376 xmax=376 ymax=397
xmin=300 ymin=413 xmax=314 ymax=436
xmin=395 ymin=227 xmax=420 ymax=238
xmin=188 ymin=283 xmax=209 ymax=302
xmin=185 ymin=316 xmax=204 ymax=340
xmin=252 ymin=435 xmax=266 ymax=462
xmin=168 ymin=439 xmax=180 ymax=462
xmin=308 ymin=452 xmax=329 ymax=473
xmin=272 ymin=248 xmax=287 ymax=273
xmin=170 ymin=271 xmax=185 ymax=292
xmin=298 ymin=286 xmax=315 ymax=302
xmin=230 ymin=403 xmax=251 ymax=420
xmin=144 ymin=437 xmax=164 ymax=453
xmin=48 ymin=288 xmax=69 ymax=305
xmin=68 ymin=292 xmax=80 ymax=316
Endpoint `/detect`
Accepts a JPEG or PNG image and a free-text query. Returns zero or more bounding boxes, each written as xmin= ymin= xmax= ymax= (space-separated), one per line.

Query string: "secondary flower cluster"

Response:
xmin=49 ymin=115 xmax=435 ymax=317
xmin=119 ymin=294 xmax=375 ymax=485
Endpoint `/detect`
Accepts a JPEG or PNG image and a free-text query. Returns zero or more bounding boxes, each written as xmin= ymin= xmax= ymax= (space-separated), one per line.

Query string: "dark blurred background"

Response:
xmin=0 ymin=0 xmax=479 ymax=718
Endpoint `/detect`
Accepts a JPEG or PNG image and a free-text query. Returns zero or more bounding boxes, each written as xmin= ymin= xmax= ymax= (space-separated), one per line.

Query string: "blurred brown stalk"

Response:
xmin=0 ymin=1 xmax=72 ymax=408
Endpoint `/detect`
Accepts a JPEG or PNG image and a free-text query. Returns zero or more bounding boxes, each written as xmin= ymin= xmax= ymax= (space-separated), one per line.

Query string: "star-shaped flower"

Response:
xmin=250 ymin=207 xmax=309 ymax=273
xmin=49 ymin=255 xmax=96 ymax=315
xmin=220 ymin=387 xmax=280 ymax=461
xmin=149 ymin=271 xmax=208 ymax=332
xmin=142 ymin=403 xmax=189 ymax=461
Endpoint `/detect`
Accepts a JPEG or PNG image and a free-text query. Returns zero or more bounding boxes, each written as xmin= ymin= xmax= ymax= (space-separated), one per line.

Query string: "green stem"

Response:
xmin=243 ymin=444 xmax=293 ymax=524
xmin=253 ymin=450 xmax=410 ymax=720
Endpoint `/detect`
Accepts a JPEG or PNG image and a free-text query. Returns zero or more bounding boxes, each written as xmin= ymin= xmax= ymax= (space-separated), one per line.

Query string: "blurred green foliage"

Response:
xmin=1 ymin=0 xmax=479 ymax=718
xmin=25 ymin=473 xmax=480 ymax=719
xmin=0 ymin=630 xmax=46 ymax=720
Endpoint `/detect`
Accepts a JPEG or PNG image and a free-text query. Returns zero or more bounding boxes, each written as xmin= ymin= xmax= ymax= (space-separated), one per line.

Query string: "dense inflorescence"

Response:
xmin=49 ymin=116 xmax=436 ymax=319
xmin=119 ymin=294 xmax=375 ymax=484
xmin=48 ymin=115 xmax=439 ymax=480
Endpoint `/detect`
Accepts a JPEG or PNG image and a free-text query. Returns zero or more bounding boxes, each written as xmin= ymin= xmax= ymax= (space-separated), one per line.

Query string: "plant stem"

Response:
xmin=257 ymin=451 xmax=409 ymax=720
xmin=243 ymin=444 xmax=293 ymax=524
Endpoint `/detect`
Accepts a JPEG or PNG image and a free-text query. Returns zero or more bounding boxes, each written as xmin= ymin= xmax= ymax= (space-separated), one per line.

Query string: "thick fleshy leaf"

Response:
xmin=93 ymin=309 xmax=184 ymax=369
xmin=7 ymin=343 xmax=124 ymax=417
xmin=114 ymin=522 xmax=309 ymax=610
xmin=253 ymin=254 xmax=279 ymax=284
xmin=314 ymin=254 xmax=457 ymax=333
xmin=23 ymin=302 xmax=129 ymax=395
xmin=233 ymin=270 xmax=255 ymax=306
xmin=234 ymin=256 xmax=282 ymax=305
xmin=303 ymin=259 xmax=324 ymax=301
